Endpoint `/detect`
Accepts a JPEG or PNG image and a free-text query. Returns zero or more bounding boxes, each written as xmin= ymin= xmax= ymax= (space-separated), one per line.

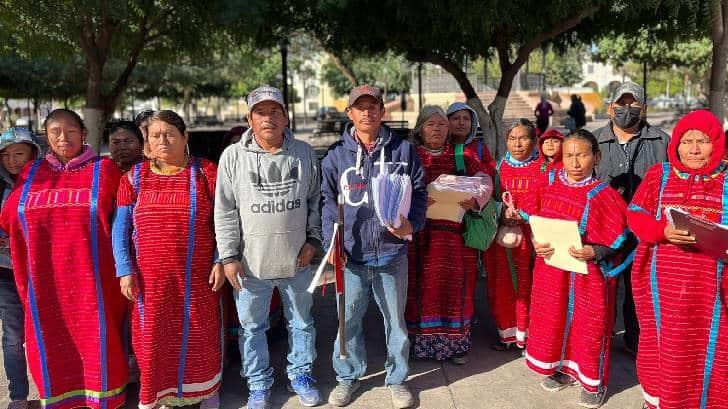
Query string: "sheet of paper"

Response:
xmin=529 ymin=215 xmax=588 ymax=274
xmin=426 ymin=184 xmax=472 ymax=223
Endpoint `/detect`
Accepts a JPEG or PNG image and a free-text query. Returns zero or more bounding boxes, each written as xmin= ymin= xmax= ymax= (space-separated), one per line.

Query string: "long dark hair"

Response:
xmin=107 ymin=121 xmax=144 ymax=144
xmin=43 ymin=109 xmax=85 ymax=130
xmin=563 ymin=129 xmax=600 ymax=155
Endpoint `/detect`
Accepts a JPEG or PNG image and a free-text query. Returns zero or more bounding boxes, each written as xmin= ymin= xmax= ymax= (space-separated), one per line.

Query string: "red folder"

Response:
xmin=668 ymin=208 xmax=728 ymax=263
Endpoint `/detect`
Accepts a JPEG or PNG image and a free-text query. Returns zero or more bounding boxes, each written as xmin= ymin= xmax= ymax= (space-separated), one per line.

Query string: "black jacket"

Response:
xmin=594 ymin=120 xmax=669 ymax=202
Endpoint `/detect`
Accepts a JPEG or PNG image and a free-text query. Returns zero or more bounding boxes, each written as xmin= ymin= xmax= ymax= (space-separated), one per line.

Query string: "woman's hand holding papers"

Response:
xmin=664 ymin=225 xmax=696 ymax=245
xmin=459 ymin=197 xmax=477 ymax=211
xmin=534 ymin=241 xmax=554 ymax=259
xmin=568 ymin=245 xmax=596 ymax=262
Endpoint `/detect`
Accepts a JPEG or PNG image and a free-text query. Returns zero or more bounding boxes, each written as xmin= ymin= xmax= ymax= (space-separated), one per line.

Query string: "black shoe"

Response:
xmin=578 ymin=389 xmax=606 ymax=408
xmin=490 ymin=341 xmax=514 ymax=351
xmin=540 ymin=372 xmax=575 ymax=392
xmin=450 ymin=352 xmax=469 ymax=365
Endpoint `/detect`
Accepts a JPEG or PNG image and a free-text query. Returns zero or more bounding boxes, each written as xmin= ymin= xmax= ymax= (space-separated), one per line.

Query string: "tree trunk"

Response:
xmin=84 ymin=59 xmax=106 ymax=150
xmin=3 ymin=98 xmax=11 ymax=127
xmin=430 ymin=55 xmax=498 ymax=155
xmin=329 ymin=52 xmax=358 ymax=86
xmin=709 ymin=0 xmax=728 ymax=123
xmin=183 ymin=89 xmax=192 ymax=124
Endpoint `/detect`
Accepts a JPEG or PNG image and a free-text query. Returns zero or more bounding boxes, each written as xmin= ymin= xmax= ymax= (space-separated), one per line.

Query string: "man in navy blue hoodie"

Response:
xmin=322 ymin=85 xmax=427 ymax=408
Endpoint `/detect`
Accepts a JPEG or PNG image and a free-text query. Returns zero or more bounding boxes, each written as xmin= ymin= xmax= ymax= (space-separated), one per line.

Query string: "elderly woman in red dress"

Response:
xmin=405 ymin=106 xmax=491 ymax=365
xmin=0 ymin=109 xmax=128 ymax=409
xmin=112 ymin=110 xmax=224 ymax=409
xmin=627 ymin=110 xmax=728 ymax=409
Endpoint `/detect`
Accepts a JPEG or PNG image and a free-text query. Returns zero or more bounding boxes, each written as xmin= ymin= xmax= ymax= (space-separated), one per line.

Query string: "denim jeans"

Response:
xmin=332 ymin=255 xmax=410 ymax=386
xmin=234 ymin=266 xmax=316 ymax=391
xmin=0 ymin=272 xmax=29 ymax=401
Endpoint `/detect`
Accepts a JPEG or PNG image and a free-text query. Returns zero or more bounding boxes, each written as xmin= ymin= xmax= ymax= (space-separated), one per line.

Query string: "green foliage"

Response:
xmin=0 ymin=55 xmax=84 ymax=100
xmin=321 ymin=51 xmax=411 ymax=97
xmin=595 ymin=29 xmax=712 ymax=72
xmin=546 ymin=46 xmax=584 ymax=88
xmin=0 ymin=0 xmax=225 ymax=62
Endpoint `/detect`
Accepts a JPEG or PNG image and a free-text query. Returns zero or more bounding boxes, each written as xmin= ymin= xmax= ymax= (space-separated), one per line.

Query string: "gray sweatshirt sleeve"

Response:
xmin=305 ymin=147 xmax=323 ymax=249
xmin=214 ymin=148 xmax=242 ymax=262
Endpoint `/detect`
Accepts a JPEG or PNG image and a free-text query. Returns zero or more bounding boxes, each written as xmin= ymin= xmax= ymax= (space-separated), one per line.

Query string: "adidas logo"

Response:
xmin=250 ymin=162 xmax=299 ymax=197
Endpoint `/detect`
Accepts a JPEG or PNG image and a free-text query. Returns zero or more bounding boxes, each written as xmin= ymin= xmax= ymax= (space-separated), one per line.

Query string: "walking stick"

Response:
xmin=335 ymin=194 xmax=347 ymax=359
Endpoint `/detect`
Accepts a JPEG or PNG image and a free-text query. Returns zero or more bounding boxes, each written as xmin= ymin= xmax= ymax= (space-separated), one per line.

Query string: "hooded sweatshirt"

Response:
xmin=0 ymin=128 xmax=43 ymax=269
xmin=446 ymin=102 xmax=496 ymax=171
xmin=321 ymin=123 xmax=427 ymax=265
xmin=214 ymin=128 xmax=322 ymax=280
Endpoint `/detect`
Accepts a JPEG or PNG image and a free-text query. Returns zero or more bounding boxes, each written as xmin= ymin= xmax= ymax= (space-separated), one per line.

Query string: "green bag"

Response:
xmin=462 ymin=199 xmax=499 ymax=251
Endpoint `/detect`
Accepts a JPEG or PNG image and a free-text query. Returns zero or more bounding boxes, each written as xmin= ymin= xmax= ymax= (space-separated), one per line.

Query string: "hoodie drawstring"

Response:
xmin=355 ymin=146 xmax=363 ymax=176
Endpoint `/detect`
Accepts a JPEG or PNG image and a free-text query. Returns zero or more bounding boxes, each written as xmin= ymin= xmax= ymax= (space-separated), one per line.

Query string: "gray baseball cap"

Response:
xmin=610 ymin=81 xmax=645 ymax=105
xmin=247 ymin=85 xmax=286 ymax=112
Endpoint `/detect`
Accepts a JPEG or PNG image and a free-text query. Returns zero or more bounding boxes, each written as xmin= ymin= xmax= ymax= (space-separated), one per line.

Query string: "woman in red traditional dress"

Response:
xmin=627 ymin=110 xmax=728 ymax=409
xmin=405 ymin=106 xmax=491 ymax=365
xmin=0 ymin=109 xmax=128 ymax=409
xmin=484 ymin=118 xmax=542 ymax=350
xmin=538 ymin=128 xmax=564 ymax=185
xmin=112 ymin=110 xmax=224 ymax=409
xmin=526 ymin=130 xmax=629 ymax=409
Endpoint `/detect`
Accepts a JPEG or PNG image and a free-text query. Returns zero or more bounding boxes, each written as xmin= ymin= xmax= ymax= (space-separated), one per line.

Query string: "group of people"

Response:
xmin=535 ymin=94 xmax=587 ymax=135
xmin=0 ymin=80 xmax=725 ymax=409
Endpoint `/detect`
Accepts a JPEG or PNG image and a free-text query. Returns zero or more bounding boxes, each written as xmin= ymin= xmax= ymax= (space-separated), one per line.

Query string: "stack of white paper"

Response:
xmin=372 ymin=172 xmax=413 ymax=239
xmin=426 ymin=174 xmax=493 ymax=223
xmin=429 ymin=175 xmax=492 ymax=205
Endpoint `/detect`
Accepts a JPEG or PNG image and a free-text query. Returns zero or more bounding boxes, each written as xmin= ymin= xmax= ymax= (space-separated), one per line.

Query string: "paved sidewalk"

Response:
xmin=0 ymin=279 xmax=644 ymax=409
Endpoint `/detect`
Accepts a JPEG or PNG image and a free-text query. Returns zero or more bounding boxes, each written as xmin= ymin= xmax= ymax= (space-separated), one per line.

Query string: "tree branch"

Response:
xmin=512 ymin=5 xmax=600 ymax=70
xmin=495 ymin=32 xmax=511 ymax=73
xmin=106 ymin=4 xmax=151 ymax=114
xmin=313 ymin=37 xmax=357 ymax=86
xmin=422 ymin=53 xmax=478 ymax=100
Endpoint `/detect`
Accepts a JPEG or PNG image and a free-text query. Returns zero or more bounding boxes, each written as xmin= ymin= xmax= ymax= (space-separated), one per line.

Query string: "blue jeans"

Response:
xmin=332 ymin=255 xmax=410 ymax=386
xmin=0 ymin=272 xmax=29 ymax=401
xmin=234 ymin=266 xmax=316 ymax=391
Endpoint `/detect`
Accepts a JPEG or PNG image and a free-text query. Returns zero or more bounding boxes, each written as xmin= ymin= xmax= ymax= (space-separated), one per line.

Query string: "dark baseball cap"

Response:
xmin=611 ymin=81 xmax=645 ymax=105
xmin=347 ymin=84 xmax=384 ymax=109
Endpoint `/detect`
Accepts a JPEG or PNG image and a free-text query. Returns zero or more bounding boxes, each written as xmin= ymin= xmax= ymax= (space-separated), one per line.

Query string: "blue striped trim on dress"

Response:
xmin=627 ymin=203 xmax=649 ymax=214
xmin=698 ymin=172 xmax=728 ymax=409
xmin=578 ymin=183 xmax=608 ymax=235
xmin=88 ymin=159 xmax=109 ymax=408
xmin=407 ymin=318 xmax=472 ymax=329
xmin=177 ymin=158 xmax=199 ymax=396
xmin=651 ymin=162 xmax=671 ymax=339
xmin=17 ymin=160 xmax=50 ymax=397
xmin=596 ymin=278 xmax=611 ymax=394
xmin=132 ymin=163 xmax=145 ymax=327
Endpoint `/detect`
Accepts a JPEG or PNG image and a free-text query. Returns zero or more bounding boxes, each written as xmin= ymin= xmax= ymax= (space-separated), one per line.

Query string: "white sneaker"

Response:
xmin=389 ymin=384 xmax=414 ymax=409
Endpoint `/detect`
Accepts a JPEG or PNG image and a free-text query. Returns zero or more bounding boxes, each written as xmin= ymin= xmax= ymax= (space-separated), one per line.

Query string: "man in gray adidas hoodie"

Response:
xmin=215 ymin=86 xmax=322 ymax=409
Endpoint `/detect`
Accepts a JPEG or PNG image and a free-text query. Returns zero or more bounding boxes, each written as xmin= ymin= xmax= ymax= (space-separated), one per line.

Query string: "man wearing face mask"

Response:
xmin=593 ymin=81 xmax=669 ymax=357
